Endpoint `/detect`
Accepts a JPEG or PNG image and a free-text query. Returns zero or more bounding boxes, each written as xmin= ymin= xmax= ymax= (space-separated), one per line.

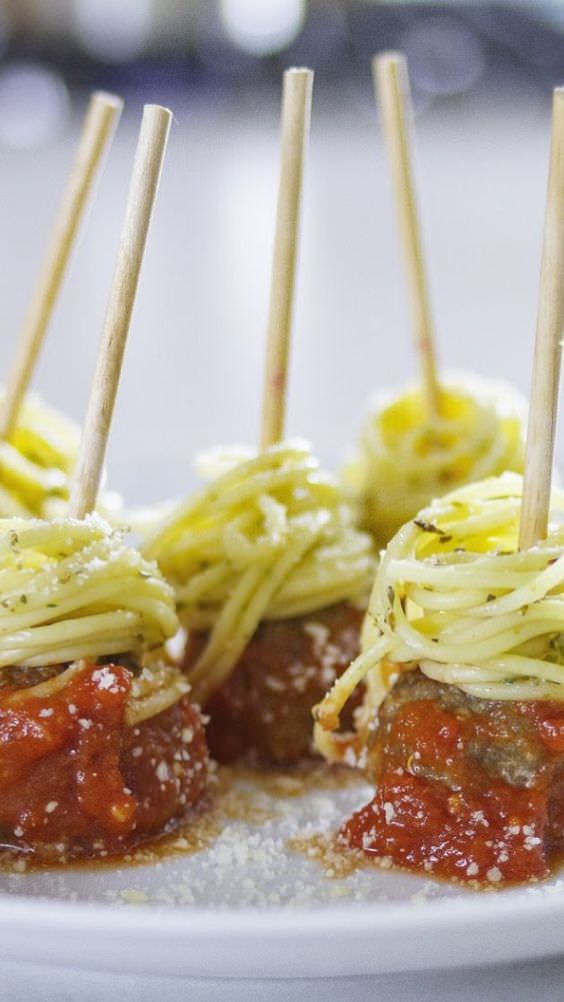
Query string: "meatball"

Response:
xmin=340 ymin=669 xmax=564 ymax=884
xmin=196 ymin=601 xmax=363 ymax=766
xmin=0 ymin=660 xmax=209 ymax=860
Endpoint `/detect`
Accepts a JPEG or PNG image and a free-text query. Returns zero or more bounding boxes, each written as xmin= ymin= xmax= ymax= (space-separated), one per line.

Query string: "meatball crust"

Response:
xmin=341 ymin=668 xmax=564 ymax=884
xmin=367 ymin=669 xmax=553 ymax=788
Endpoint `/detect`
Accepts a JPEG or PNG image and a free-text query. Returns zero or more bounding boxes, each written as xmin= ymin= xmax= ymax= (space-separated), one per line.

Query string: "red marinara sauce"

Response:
xmin=339 ymin=670 xmax=564 ymax=886
xmin=0 ymin=661 xmax=209 ymax=861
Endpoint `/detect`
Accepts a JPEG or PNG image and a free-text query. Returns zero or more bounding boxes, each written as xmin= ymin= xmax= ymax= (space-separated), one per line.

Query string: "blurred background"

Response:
xmin=0 ymin=1 xmax=561 ymax=502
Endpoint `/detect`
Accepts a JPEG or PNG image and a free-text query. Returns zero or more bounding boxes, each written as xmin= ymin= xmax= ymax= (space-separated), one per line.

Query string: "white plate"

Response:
xmin=1 ymin=770 xmax=564 ymax=978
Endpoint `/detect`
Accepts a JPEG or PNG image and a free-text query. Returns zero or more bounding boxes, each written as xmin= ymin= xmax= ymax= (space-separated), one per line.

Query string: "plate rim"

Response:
xmin=2 ymin=879 xmax=564 ymax=978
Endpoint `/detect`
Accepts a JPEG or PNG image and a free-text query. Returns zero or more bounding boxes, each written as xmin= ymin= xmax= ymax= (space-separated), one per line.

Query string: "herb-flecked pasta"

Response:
xmin=314 ymin=472 xmax=564 ymax=762
xmin=142 ymin=441 xmax=376 ymax=706
xmin=343 ymin=374 xmax=526 ymax=545
xmin=0 ymin=514 xmax=182 ymax=724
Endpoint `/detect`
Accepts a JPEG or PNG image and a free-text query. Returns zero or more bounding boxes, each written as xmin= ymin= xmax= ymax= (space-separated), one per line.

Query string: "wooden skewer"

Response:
xmin=373 ymin=52 xmax=440 ymax=418
xmin=259 ymin=67 xmax=313 ymax=449
xmin=69 ymin=104 xmax=172 ymax=519
xmin=519 ymin=88 xmax=564 ymax=549
xmin=0 ymin=91 xmax=123 ymax=441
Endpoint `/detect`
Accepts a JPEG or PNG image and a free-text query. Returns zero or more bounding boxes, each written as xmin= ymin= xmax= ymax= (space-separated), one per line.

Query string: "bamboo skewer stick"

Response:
xmin=519 ymin=88 xmax=564 ymax=550
xmin=69 ymin=104 xmax=172 ymax=519
xmin=0 ymin=91 xmax=123 ymax=441
xmin=260 ymin=67 xmax=313 ymax=449
xmin=373 ymin=52 xmax=440 ymax=418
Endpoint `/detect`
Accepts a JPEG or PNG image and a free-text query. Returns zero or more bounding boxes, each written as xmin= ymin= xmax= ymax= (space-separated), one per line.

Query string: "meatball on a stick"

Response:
xmin=144 ymin=70 xmax=376 ymax=766
xmin=0 ymin=104 xmax=210 ymax=863
xmin=0 ymin=513 xmax=208 ymax=861
xmin=315 ymin=89 xmax=564 ymax=887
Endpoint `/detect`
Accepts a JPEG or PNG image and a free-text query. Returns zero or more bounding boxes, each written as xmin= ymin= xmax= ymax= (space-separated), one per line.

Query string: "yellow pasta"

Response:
xmin=343 ymin=373 xmax=526 ymax=545
xmin=0 ymin=391 xmax=79 ymax=517
xmin=314 ymin=472 xmax=564 ymax=762
xmin=143 ymin=441 xmax=376 ymax=705
xmin=0 ymin=389 xmax=123 ymax=521
xmin=0 ymin=513 xmax=182 ymax=721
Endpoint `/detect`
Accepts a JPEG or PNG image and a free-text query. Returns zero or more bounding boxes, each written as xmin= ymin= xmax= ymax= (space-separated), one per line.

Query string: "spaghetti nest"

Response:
xmin=143 ymin=441 xmax=376 ymax=705
xmin=0 ymin=514 xmax=182 ymax=724
xmin=343 ymin=374 xmax=526 ymax=546
xmin=314 ymin=472 xmax=564 ymax=762
xmin=0 ymin=391 xmax=80 ymax=518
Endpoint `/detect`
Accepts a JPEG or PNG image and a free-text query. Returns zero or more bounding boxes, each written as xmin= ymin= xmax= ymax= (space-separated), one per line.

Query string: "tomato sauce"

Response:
xmin=339 ymin=677 xmax=564 ymax=885
xmin=0 ymin=661 xmax=209 ymax=861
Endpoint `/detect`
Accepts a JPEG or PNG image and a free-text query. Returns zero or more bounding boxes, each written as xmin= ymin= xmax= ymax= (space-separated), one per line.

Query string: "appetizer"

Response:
xmin=0 ymin=101 xmax=189 ymax=864
xmin=143 ymin=442 xmax=374 ymax=765
xmin=142 ymin=70 xmax=376 ymax=766
xmin=315 ymin=84 xmax=564 ymax=887
xmin=0 ymin=514 xmax=208 ymax=861
xmin=0 ymin=67 xmax=375 ymax=873
xmin=315 ymin=474 xmax=564 ymax=885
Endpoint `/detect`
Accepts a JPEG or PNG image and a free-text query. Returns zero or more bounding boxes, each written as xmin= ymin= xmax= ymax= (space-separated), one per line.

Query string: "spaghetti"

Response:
xmin=0 ymin=391 xmax=80 ymax=518
xmin=343 ymin=374 xmax=526 ymax=545
xmin=143 ymin=441 xmax=376 ymax=763
xmin=0 ymin=514 xmax=209 ymax=860
xmin=144 ymin=441 xmax=375 ymax=705
xmin=315 ymin=472 xmax=564 ymax=751
xmin=0 ymin=514 xmax=177 ymax=676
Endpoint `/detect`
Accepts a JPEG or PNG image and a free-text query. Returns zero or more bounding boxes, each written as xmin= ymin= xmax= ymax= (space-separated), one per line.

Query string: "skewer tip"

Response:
xmin=91 ymin=91 xmax=124 ymax=112
xmin=139 ymin=103 xmax=174 ymax=136
xmin=373 ymin=51 xmax=405 ymax=74
xmin=143 ymin=103 xmax=173 ymax=117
